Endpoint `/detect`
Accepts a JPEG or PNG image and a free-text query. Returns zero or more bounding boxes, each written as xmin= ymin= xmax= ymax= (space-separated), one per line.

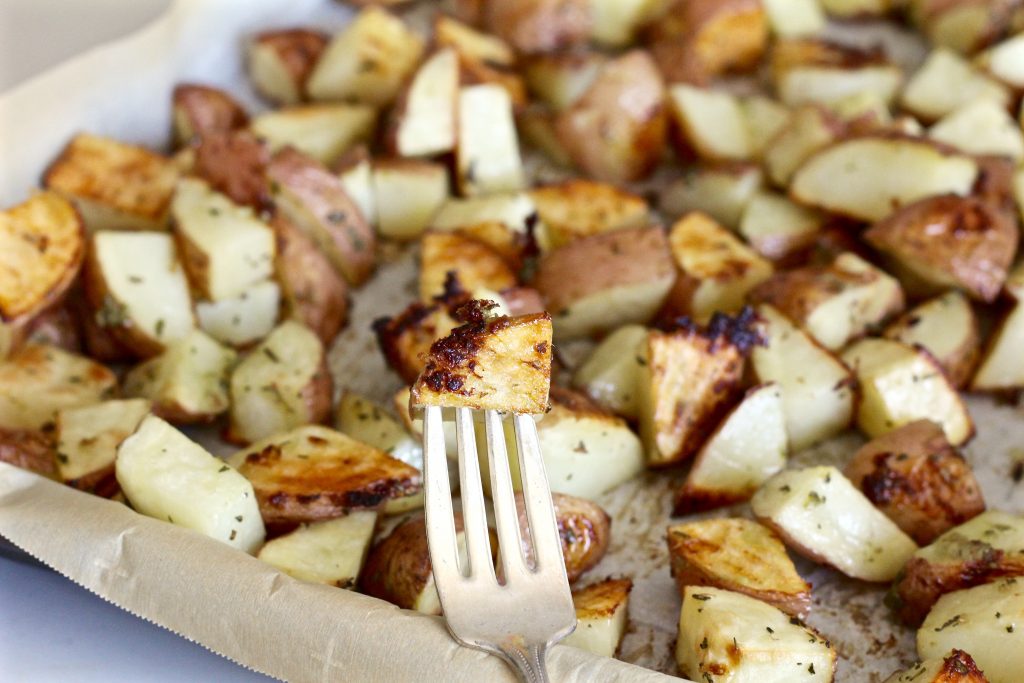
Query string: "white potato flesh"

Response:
xmin=842 ymin=338 xmax=973 ymax=445
xmin=571 ymin=324 xmax=648 ymax=419
xmin=250 ymin=105 xmax=375 ymax=166
xmin=929 ymin=99 xmax=1024 ymax=160
xmin=902 ymin=48 xmax=1009 ymax=121
xmin=257 ymin=511 xmax=377 ymax=587
xmin=778 ymin=66 xmax=902 ymax=107
xmin=395 ymin=49 xmax=458 ymax=158
xmin=751 ymin=305 xmax=854 ymax=452
xmin=752 ymin=466 xmax=918 ymax=582
xmin=431 ymin=194 xmax=536 ymax=236
xmin=563 ymin=580 xmax=631 ymax=658
xmin=681 ymin=384 xmax=787 ymax=504
xmin=457 ymin=85 xmax=525 ymax=196
xmin=56 ymin=399 xmax=151 ymax=484
xmin=338 ymin=155 xmax=376 ymax=226
xmin=676 ymin=586 xmax=835 ymax=682
xmin=172 ymin=178 xmax=275 ymax=301
xmin=336 ymin=392 xmax=422 ymax=472
xmin=763 ymin=0 xmax=825 ymax=37
xmin=790 ymin=138 xmax=978 ymax=221
xmin=372 ymin=162 xmax=449 ymax=241
xmin=741 ymin=96 xmax=791 ymax=158
xmin=196 ymin=280 xmax=280 ymax=347
xmin=978 ymin=33 xmax=1024 ymax=88
xmin=589 ymin=0 xmax=660 ymax=47
xmin=669 ymin=85 xmax=752 ymax=161
xmin=764 ymin=106 xmax=839 ymax=187
xmin=660 ymin=166 xmax=763 ymax=229
xmin=885 ymin=291 xmax=976 ymax=383
xmin=918 ymin=579 xmax=1024 ymax=683
xmin=93 ymin=231 xmax=194 ymax=346
xmin=553 ymin=279 xmax=673 ymax=341
xmin=739 ymin=191 xmax=822 ymax=261
xmin=115 ymin=415 xmax=265 ymax=553
xmin=972 ymin=302 xmax=1024 ymax=391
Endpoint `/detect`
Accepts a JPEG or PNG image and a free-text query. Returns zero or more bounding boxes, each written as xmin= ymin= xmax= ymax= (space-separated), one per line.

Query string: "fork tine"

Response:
xmin=512 ymin=413 xmax=565 ymax=574
xmin=423 ymin=406 xmax=460 ymax=580
xmin=455 ymin=407 xmax=495 ymax=581
xmin=484 ymin=410 xmax=528 ymax=581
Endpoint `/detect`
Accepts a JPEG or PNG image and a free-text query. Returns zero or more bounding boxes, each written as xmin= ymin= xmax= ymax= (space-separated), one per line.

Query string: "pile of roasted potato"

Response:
xmin=3 ymin=0 xmax=1024 ymax=679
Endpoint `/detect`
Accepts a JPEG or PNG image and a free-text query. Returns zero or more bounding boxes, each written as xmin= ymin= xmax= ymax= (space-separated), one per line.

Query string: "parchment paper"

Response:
xmin=1 ymin=1 xmax=1022 ymax=681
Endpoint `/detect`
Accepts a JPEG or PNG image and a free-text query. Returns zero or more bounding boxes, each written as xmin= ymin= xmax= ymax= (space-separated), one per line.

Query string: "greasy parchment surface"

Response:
xmin=1 ymin=1 xmax=1023 ymax=682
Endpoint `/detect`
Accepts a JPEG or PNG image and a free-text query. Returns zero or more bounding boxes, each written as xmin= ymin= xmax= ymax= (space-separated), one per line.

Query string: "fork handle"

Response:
xmin=497 ymin=643 xmax=550 ymax=683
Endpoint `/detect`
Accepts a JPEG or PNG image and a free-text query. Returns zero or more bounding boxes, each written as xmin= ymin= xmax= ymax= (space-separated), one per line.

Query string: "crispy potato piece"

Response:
xmin=883 ymin=650 xmax=989 ymax=683
xmin=257 ymin=511 xmax=377 ymax=587
xmin=667 ymin=518 xmax=810 ymax=617
xmin=307 ymin=7 xmax=423 ymax=106
xmin=772 ymin=39 xmax=903 ymax=107
xmin=674 ymin=384 xmax=787 ymax=513
xmin=929 ymin=99 xmax=1024 ymax=159
xmin=902 ymin=48 xmax=1009 ymax=122
xmin=373 ymin=159 xmax=450 ymax=241
xmin=864 ymin=194 xmax=1016 ymax=303
xmin=267 ymin=147 xmax=375 ymax=285
xmin=374 ymin=289 xmax=472 ymax=384
xmin=172 ymin=177 xmax=276 ymax=301
xmin=195 ymin=281 xmax=280 ymax=347
xmin=123 ymin=330 xmax=235 ymax=424
xmin=411 ymin=310 xmax=551 ymax=414
xmin=516 ymin=492 xmax=611 ymax=583
xmin=739 ymin=191 xmax=823 ymax=262
xmin=250 ymin=104 xmax=375 ymax=166
xmin=660 ymin=163 xmax=764 ymax=229
xmin=891 ymin=511 xmax=1024 ymax=625
xmin=117 ymin=415 xmax=265 ymax=552
xmin=556 ymin=51 xmax=667 ymax=183
xmin=388 ymin=49 xmax=458 ymax=158
xmin=562 ymin=577 xmax=632 ymax=658
xmin=571 ymin=324 xmax=648 ymax=419
xmin=842 ymin=338 xmax=974 ymax=446
xmin=227 ymin=321 xmax=331 ymax=444
xmin=676 ymin=587 xmax=836 ymax=683
xmin=247 ymin=29 xmax=327 ymax=105
xmin=535 ymin=226 xmax=675 ymax=340
xmin=55 ymin=398 xmax=149 ymax=492
xmin=884 ymin=291 xmax=980 ymax=388
xmin=845 ymin=420 xmax=985 ymax=545
xmin=669 ymin=85 xmax=752 ymax=162
xmin=637 ymin=311 xmax=758 ymax=467
xmin=228 ymin=425 xmax=421 ymax=525
xmin=522 ymin=52 xmax=608 ymax=112
xmin=456 ymin=84 xmax=525 ymax=196
xmin=753 ymin=466 xmax=919 ymax=582
xmin=663 ymin=212 xmax=773 ymax=323
xmin=43 ymin=133 xmax=179 ymax=232
xmin=271 ymin=215 xmax=348 ymax=346
xmin=171 ymin=84 xmax=248 ymax=146
xmin=482 ymin=0 xmax=590 ymax=54
xmin=750 ymin=252 xmax=904 ymax=350
xmin=0 ymin=192 xmax=84 ymax=323
xmin=530 ymin=180 xmax=649 ymax=251
xmin=791 ymin=137 xmax=979 ymax=222
xmin=418 ymin=231 xmax=517 ymax=302
xmin=430 ymin=193 xmax=535 ymax=265
xmin=0 ymin=428 xmax=56 ymax=477
xmin=647 ymin=0 xmax=768 ymax=85
xmin=192 ymin=130 xmax=272 ymax=211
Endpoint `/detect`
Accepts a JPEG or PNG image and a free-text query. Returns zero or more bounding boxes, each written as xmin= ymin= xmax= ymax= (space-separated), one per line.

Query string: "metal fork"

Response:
xmin=422 ymin=406 xmax=576 ymax=682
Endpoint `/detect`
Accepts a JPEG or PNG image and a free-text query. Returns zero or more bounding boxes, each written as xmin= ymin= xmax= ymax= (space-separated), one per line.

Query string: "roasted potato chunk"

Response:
xmin=763 ymin=104 xmax=844 ymax=187
xmin=884 ymin=650 xmax=989 ymax=683
xmin=891 ymin=511 xmax=1024 ymax=625
xmin=250 ymin=104 xmax=376 ymax=166
xmin=571 ymin=324 xmax=648 ymax=420
xmin=659 ymin=163 xmax=764 ymax=229
xmin=373 ymin=159 xmax=450 ymax=241
xmin=373 ymin=289 xmax=472 ymax=384
xmin=481 ymin=0 xmax=590 ymax=54
xmin=0 ymin=428 xmax=56 ymax=478
xmin=0 ymin=192 xmax=84 ymax=323
xmin=930 ymin=99 xmax=1024 ymax=160
xmin=171 ymin=84 xmax=248 ymax=145
xmin=762 ymin=0 xmax=825 ymax=37
xmin=418 ymin=231 xmax=517 ymax=302
xmin=562 ymin=577 xmax=632 ymax=658
xmin=433 ymin=15 xmax=526 ymax=108
xmin=909 ymin=0 xmax=1015 ymax=56
xmin=195 ymin=280 xmax=281 ymax=347
xmin=739 ymin=191 xmax=823 ymax=262
xmin=43 ymin=133 xmax=179 ymax=232
xmin=456 ymin=84 xmax=525 ymax=196
xmin=771 ymin=39 xmax=903 ymax=107
xmin=522 ymin=52 xmax=607 ymax=112
xmin=228 ymin=425 xmax=421 ymax=525
xmin=192 ymin=130 xmax=272 ymax=211
xmin=669 ymin=85 xmax=753 ymax=162
xmin=637 ymin=310 xmax=758 ymax=467
xmin=902 ymin=48 xmax=1009 ymax=122
xmin=517 ymin=492 xmax=611 ymax=583
xmin=972 ymin=262 xmax=1024 ymax=391
xmin=430 ymin=193 xmax=535 ymax=266
xmin=55 ymin=398 xmax=149 ymax=493
xmin=884 ymin=291 xmax=980 ymax=389
xmin=530 ymin=180 xmax=649 ymax=251
xmin=411 ymin=310 xmax=552 ymax=414
xmin=667 ymin=518 xmax=811 ymax=618
xmin=247 ymin=29 xmax=327 ymax=106
xmin=257 ymin=511 xmax=377 ymax=588
xmin=534 ymin=226 xmax=675 ymax=340
xmin=227 ymin=321 xmax=331 ymax=444
xmin=845 ymin=420 xmax=985 ymax=545
xmin=864 ymin=194 xmax=1017 ymax=303
xmin=388 ymin=49 xmax=458 ymax=158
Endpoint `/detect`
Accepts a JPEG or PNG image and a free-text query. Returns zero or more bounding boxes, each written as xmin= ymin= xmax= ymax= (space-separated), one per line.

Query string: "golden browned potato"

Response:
xmin=771 ymin=39 xmax=903 ymax=107
xmin=55 ymin=398 xmax=150 ymax=493
xmin=530 ymin=179 xmax=649 ymax=251
xmin=418 ymin=231 xmax=517 ymax=302
xmin=412 ymin=309 xmax=552 ymax=414
xmin=227 ymin=425 xmax=421 ymax=525
xmin=247 ymin=29 xmax=328 ymax=105
xmin=667 ymin=518 xmax=811 ymax=618
xmin=518 ymin=492 xmax=611 ymax=583
xmin=266 ymin=147 xmax=376 ymax=286
xmin=883 ymin=291 xmax=980 ymax=389
xmin=482 ymin=0 xmax=591 ymax=54
xmin=430 ymin=194 xmax=534 ymax=270
xmin=271 ymin=215 xmax=348 ymax=346
xmin=883 ymin=649 xmax=989 ymax=683
xmin=555 ymin=51 xmax=667 ymax=183
xmin=43 ymin=133 xmax=179 ymax=232
xmin=0 ymin=428 xmax=56 ymax=477
xmin=192 ymin=130 xmax=272 ymax=211
xmin=845 ymin=420 xmax=985 ymax=545
xmin=864 ymin=194 xmax=1017 ymax=303
xmin=637 ymin=310 xmax=758 ymax=466
xmin=257 ymin=511 xmax=378 ymax=588
xmin=534 ymin=225 xmax=675 ymax=340
xmin=171 ymin=84 xmax=248 ymax=146
xmin=890 ymin=511 xmax=1024 ymax=625
xmin=563 ymin=577 xmax=632 ymax=658
xmin=374 ymin=288 xmax=470 ymax=384
xmin=0 ymin=192 xmax=84 ymax=324
xmin=646 ymin=0 xmax=768 ymax=85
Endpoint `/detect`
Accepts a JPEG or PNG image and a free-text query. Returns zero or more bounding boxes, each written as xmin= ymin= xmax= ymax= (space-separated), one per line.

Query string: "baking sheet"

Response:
xmin=1 ymin=1 xmax=1023 ymax=681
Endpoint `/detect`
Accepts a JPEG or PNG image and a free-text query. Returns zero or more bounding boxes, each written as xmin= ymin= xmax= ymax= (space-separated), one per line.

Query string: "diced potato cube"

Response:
xmin=257 ymin=511 xmax=377 ymax=587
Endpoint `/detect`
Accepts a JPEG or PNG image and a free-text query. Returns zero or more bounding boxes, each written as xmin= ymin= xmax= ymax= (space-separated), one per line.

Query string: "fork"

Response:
xmin=422 ymin=406 xmax=576 ymax=682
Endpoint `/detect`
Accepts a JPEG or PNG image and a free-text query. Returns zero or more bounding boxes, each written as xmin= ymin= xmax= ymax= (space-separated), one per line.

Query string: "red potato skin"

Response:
xmin=193 ymin=130 xmax=273 ymax=211
xmin=0 ymin=428 xmax=56 ymax=478
xmin=483 ymin=0 xmax=591 ymax=55
xmin=171 ymin=84 xmax=249 ymax=145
